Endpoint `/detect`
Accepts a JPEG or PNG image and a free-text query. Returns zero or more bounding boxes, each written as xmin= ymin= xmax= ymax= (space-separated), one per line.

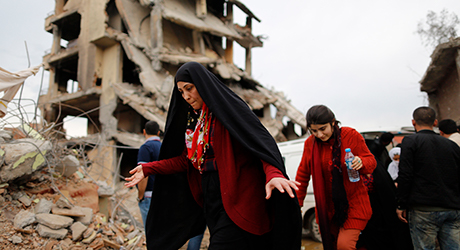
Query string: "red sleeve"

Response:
xmin=348 ymin=129 xmax=376 ymax=175
xmin=295 ymin=137 xmax=313 ymax=207
xmin=261 ymin=160 xmax=285 ymax=184
xmin=141 ymin=150 xmax=190 ymax=176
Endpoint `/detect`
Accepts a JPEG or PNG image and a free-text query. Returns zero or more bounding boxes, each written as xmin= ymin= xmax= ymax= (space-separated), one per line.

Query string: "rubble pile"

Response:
xmin=0 ymin=128 xmax=147 ymax=250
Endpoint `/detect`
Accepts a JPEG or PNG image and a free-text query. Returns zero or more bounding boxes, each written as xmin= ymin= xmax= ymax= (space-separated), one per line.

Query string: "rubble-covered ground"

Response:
xmin=0 ymin=172 xmax=210 ymax=250
xmin=0 ymin=124 xmax=210 ymax=250
xmin=0 ymin=171 xmax=147 ymax=249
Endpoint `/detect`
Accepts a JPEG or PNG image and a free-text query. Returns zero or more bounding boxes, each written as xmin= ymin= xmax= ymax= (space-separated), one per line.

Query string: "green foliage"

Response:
xmin=417 ymin=9 xmax=459 ymax=48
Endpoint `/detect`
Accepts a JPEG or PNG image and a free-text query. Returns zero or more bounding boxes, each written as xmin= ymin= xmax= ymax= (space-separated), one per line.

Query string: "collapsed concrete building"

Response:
xmin=420 ymin=37 xmax=460 ymax=124
xmin=38 ymin=0 xmax=307 ymax=186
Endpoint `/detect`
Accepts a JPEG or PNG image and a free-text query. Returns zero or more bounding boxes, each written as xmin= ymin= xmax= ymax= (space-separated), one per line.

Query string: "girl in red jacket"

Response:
xmin=125 ymin=62 xmax=302 ymax=250
xmin=295 ymin=105 xmax=376 ymax=250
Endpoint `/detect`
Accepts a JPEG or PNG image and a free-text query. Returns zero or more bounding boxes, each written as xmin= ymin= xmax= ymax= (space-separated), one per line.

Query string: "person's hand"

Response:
xmin=352 ymin=156 xmax=363 ymax=170
xmin=265 ymin=177 xmax=300 ymax=199
xmin=124 ymin=165 xmax=145 ymax=188
xmin=396 ymin=209 xmax=407 ymax=223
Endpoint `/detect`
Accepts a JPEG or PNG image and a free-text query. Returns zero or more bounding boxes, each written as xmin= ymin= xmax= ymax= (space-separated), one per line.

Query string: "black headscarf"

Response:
xmin=145 ymin=62 xmax=301 ymax=249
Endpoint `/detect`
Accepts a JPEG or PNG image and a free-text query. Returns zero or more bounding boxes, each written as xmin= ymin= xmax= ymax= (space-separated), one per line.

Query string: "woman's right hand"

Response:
xmin=124 ymin=165 xmax=145 ymax=188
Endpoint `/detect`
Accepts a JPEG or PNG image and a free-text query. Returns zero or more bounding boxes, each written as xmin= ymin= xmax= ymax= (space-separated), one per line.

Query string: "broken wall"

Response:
xmin=420 ymin=38 xmax=460 ymax=124
xmin=427 ymin=67 xmax=460 ymax=121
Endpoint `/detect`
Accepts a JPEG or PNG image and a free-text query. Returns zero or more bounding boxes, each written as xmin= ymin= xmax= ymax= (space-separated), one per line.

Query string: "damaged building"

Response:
xmin=419 ymin=37 xmax=460 ymax=123
xmin=38 ymin=0 xmax=307 ymax=186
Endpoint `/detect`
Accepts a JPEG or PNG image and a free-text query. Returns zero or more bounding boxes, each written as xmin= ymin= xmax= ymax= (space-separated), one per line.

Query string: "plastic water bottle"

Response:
xmin=345 ymin=148 xmax=360 ymax=182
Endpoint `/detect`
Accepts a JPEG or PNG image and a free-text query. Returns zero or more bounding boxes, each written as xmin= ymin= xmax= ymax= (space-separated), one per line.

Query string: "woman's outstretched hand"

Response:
xmin=265 ymin=177 xmax=300 ymax=199
xmin=124 ymin=165 xmax=145 ymax=188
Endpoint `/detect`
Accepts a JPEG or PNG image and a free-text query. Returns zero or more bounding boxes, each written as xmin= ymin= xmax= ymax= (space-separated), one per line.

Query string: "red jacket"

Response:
xmin=295 ymin=127 xmax=376 ymax=230
xmin=142 ymin=119 xmax=284 ymax=235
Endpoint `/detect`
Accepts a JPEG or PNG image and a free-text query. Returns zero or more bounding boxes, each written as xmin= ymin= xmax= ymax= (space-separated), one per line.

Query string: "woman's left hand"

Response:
xmin=265 ymin=177 xmax=300 ymax=199
xmin=352 ymin=156 xmax=363 ymax=170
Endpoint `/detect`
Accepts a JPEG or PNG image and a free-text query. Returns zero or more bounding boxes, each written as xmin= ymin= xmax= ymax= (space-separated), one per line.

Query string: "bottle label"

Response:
xmin=345 ymin=159 xmax=353 ymax=169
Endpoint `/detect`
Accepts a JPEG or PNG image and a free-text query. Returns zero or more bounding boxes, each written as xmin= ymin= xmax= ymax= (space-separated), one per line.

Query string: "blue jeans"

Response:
xmin=187 ymin=233 xmax=204 ymax=250
xmin=138 ymin=197 xmax=151 ymax=230
xmin=408 ymin=209 xmax=460 ymax=250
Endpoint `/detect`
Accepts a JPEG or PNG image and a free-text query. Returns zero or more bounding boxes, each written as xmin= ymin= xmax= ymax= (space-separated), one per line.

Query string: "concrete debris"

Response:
xmin=51 ymin=205 xmax=85 ymax=217
xmin=0 ymin=130 xmax=13 ymax=143
xmin=70 ymin=221 xmax=87 ymax=241
xmin=1 ymin=171 xmax=149 ymax=250
xmin=55 ymin=155 xmax=80 ymax=177
xmin=97 ymin=180 xmax=115 ymax=197
xmin=55 ymin=196 xmax=73 ymax=209
xmin=35 ymin=198 xmax=53 ymax=214
xmin=13 ymin=210 xmax=36 ymax=229
xmin=18 ymin=194 xmax=33 ymax=207
xmin=75 ymin=206 xmax=94 ymax=225
xmin=0 ymin=127 xmax=152 ymax=249
xmin=36 ymin=224 xmax=68 ymax=240
xmin=36 ymin=214 xmax=74 ymax=230
xmin=0 ymin=138 xmax=52 ymax=183
xmin=9 ymin=235 xmax=22 ymax=244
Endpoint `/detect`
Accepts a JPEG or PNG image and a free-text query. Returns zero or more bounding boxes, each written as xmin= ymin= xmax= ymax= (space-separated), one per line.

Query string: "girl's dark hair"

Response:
xmin=306 ymin=105 xmax=339 ymax=128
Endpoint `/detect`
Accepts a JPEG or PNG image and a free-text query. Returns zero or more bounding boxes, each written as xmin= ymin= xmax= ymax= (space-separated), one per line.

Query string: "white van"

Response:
xmin=277 ymin=138 xmax=321 ymax=242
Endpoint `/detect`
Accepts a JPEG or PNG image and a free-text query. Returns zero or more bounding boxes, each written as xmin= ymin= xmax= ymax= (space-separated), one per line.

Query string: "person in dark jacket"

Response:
xmin=125 ymin=62 xmax=302 ymax=250
xmin=366 ymin=132 xmax=394 ymax=169
xmin=396 ymin=106 xmax=460 ymax=249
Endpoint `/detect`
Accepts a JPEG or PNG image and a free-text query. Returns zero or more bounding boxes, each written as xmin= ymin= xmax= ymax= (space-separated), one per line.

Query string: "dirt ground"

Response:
xmin=302 ymin=237 xmax=323 ymax=250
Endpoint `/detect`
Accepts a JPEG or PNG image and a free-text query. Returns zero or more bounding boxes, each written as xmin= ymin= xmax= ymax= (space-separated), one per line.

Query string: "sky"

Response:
xmin=0 ymin=1 xmax=459 ymax=137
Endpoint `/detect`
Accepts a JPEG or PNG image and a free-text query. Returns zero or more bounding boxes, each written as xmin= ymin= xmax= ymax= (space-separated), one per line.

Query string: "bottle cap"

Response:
xmin=345 ymin=148 xmax=351 ymax=152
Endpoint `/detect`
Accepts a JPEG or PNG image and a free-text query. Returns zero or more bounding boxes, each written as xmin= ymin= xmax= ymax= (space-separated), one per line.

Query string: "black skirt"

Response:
xmin=201 ymin=171 xmax=270 ymax=250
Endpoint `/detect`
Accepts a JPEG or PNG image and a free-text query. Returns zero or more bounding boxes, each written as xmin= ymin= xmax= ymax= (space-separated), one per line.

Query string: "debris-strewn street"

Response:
xmin=0 ymin=125 xmax=152 ymax=249
xmin=0 ymin=169 xmax=149 ymax=249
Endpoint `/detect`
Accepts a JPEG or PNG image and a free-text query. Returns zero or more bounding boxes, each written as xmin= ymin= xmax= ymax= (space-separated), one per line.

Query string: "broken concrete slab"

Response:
xmin=36 ymin=224 xmax=68 ymax=240
xmin=115 ymin=0 xmax=151 ymax=48
xmin=75 ymin=206 xmax=93 ymax=225
xmin=35 ymin=198 xmax=53 ymax=214
xmin=51 ymin=205 xmax=85 ymax=217
xmin=70 ymin=221 xmax=87 ymax=241
xmin=0 ymin=139 xmax=52 ymax=183
xmin=13 ymin=210 xmax=36 ymax=229
xmin=36 ymin=213 xmax=74 ymax=230
xmin=119 ymin=39 xmax=174 ymax=109
xmin=163 ymin=0 xmax=240 ymax=39
xmin=17 ymin=193 xmax=33 ymax=207
xmin=111 ymin=82 xmax=167 ymax=132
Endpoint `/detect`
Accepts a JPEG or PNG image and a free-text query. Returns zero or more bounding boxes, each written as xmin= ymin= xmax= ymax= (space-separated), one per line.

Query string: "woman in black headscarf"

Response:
xmin=125 ymin=62 xmax=302 ymax=250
